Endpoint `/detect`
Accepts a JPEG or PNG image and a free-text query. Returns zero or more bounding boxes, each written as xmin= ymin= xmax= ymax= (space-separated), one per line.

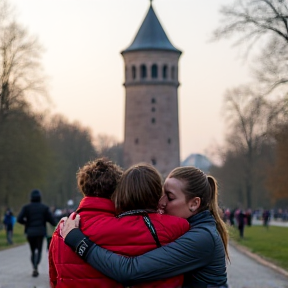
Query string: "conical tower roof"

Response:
xmin=122 ymin=2 xmax=181 ymax=54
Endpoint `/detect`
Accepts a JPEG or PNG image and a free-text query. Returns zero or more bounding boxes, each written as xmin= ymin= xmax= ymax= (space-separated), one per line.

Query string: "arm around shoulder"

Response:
xmin=84 ymin=226 xmax=215 ymax=285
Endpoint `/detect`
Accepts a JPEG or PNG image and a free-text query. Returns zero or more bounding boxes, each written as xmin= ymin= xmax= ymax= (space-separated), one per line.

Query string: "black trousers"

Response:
xmin=27 ymin=236 xmax=44 ymax=270
xmin=5 ymin=226 xmax=13 ymax=244
xmin=238 ymin=224 xmax=244 ymax=238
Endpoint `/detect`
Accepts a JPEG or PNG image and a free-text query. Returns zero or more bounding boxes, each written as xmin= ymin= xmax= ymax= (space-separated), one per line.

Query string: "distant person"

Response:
xmin=283 ymin=209 xmax=288 ymax=221
xmin=236 ymin=209 xmax=246 ymax=239
xmin=17 ymin=189 xmax=57 ymax=277
xmin=229 ymin=208 xmax=235 ymax=226
xmin=223 ymin=208 xmax=230 ymax=224
xmin=262 ymin=209 xmax=270 ymax=228
xmin=53 ymin=208 xmax=64 ymax=223
xmin=246 ymin=208 xmax=252 ymax=226
xmin=3 ymin=208 xmax=15 ymax=245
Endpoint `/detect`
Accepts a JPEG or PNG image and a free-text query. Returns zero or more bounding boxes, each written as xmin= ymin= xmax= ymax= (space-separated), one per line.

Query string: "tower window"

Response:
xmin=151 ymin=98 xmax=156 ymax=104
xmin=151 ymin=118 xmax=156 ymax=124
xmin=163 ymin=65 xmax=167 ymax=79
xmin=151 ymin=158 xmax=157 ymax=165
xmin=171 ymin=66 xmax=175 ymax=80
xmin=125 ymin=66 xmax=128 ymax=79
xmin=151 ymin=107 xmax=156 ymax=112
xmin=151 ymin=64 xmax=158 ymax=78
xmin=168 ymin=138 xmax=171 ymax=144
xmin=141 ymin=64 xmax=147 ymax=79
xmin=132 ymin=66 xmax=136 ymax=80
xmin=135 ymin=138 xmax=139 ymax=144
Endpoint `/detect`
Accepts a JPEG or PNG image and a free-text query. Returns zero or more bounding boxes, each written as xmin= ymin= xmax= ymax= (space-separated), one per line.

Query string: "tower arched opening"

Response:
xmin=151 ymin=64 xmax=158 ymax=78
xmin=162 ymin=65 xmax=167 ymax=79
xmin=132 ymin=66 xmax=136 ymax=80
xmin=140 ymin=64 xmax=147 ymax=79
xmin=171 ymin=66 xmax=175 ymax=80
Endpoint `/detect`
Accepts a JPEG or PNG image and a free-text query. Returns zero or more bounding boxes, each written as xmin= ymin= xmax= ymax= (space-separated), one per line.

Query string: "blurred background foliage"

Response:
xmin=1 ymin=0 xmax=288 ymax=217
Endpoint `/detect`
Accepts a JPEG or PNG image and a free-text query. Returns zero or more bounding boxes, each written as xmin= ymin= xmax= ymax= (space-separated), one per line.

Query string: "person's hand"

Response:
xmin=59 ymin=212 xmax=80 ymax=239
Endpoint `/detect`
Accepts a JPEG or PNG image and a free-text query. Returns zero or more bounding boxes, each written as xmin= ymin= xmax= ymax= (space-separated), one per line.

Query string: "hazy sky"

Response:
xmin=11 ymin=0 xmax=250 ymax=161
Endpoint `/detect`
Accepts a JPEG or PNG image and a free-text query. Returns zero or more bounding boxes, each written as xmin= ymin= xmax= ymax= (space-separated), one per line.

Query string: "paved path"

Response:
xmin=0 ymin=242 xmax=50 ymax=288
xmin=0 ymin=240 xmax=288 ymax=288
xmin=227 ymin=244 xmax=288 ymax=288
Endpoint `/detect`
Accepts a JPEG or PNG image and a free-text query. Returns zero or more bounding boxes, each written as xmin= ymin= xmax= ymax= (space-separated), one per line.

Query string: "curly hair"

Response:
xmin=77 ymin=157 xmax=123 ymax=199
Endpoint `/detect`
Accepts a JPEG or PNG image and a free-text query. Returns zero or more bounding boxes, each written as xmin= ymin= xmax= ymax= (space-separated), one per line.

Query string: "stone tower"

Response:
xmin=121 ymin=1 xmax=181 ymax=176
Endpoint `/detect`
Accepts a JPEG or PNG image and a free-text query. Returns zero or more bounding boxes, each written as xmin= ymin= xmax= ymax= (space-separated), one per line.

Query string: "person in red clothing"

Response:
xmin=49 ymin=158 xmax=189 ymax=288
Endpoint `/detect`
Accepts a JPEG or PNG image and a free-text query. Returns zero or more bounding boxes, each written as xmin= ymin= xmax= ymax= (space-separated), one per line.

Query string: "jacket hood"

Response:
xmin=30 ymin=189 xmax=41 ymax=203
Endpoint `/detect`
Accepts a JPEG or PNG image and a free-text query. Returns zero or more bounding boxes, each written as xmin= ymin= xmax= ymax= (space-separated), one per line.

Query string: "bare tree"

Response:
xmin=266 ymin=124 xmax=288 ymax=203
xmin=211 ymin=151 xmax=246 ymax=209
xmin=0 ymin=0 xmax=49 ymax=212
xmin=44 ymin=115 xmax=98 ymax=207
xmin=212 ymin=0 xmax=288 ymax=208
xmin=0 ymin=111 xmax=52 ymax=211
xmin=213 ymin=0 xmax=288 ymax=93
xmin=94 ymin=134 xmax=123 ymax=166
xmin=222 ymin=84 xmax=288 ymax=207
xmin=0 ymin=0 xmax=47 ymax=122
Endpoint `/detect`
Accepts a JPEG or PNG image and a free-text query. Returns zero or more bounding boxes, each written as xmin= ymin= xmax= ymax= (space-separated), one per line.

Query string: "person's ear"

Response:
xmin=188 ymin=197 xmax=201 ymax=213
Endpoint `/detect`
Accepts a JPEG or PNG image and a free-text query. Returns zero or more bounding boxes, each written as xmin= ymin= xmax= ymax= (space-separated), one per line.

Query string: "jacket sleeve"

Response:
xmin=17 ymin=206 xmax=27 ymax=225
xmin=3 ymin=215 xmax=7 ymax=225
xmin=45 ymin=207 xmax=57 ymax=227
xmin=49 ymin=232 xmax=58 ymax=288
xmin=65 ymin=227 xmax=215 ymax=286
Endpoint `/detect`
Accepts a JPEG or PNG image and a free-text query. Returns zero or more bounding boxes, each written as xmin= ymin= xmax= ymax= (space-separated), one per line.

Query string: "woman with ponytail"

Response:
xmin=161 ymin=167 xmax=229 ymax=261
xmin=61 ymin=166 xmax=229 ymax=288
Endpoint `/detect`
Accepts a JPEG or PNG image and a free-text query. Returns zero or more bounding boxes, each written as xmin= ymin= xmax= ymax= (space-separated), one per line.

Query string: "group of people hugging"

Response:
xmin=49 ymin=157 xmax=230 ymax=288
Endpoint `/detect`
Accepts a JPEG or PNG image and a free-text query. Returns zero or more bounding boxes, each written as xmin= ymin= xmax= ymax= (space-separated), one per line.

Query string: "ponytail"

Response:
xmin=207 ymin=176 xmax=230 ymax=261
xmin=169 ymin=166 xmax=230 ymax=261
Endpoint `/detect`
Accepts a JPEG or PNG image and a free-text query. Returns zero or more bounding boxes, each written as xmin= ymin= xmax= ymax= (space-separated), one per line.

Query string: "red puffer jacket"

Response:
xmin=49 ymin=197 xmax=190 ymax=288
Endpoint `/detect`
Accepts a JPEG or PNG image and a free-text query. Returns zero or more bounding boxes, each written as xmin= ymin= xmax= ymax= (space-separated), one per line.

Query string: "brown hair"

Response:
xmin=168 ymin=166 xmax=230 ymax=260
xmin=77 ymin=157 xmax=123 ymax=198
xmin=113 ymin=163 xmax=163 ymax=214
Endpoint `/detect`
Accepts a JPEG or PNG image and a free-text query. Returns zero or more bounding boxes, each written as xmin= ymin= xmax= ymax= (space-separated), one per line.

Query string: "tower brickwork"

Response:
xmin=122 ymin=3 xmax=181 ymax=176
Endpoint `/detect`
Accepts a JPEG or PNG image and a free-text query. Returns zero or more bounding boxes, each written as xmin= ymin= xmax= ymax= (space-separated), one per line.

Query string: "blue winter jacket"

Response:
xmin=65 ymin=210 xmax=228 ymax=288
xmin=3 ymin=212 xmax=14 ymax=231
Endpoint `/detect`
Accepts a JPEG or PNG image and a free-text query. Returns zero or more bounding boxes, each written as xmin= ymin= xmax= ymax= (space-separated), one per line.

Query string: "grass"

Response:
xmin=0 ymin=223 xmax=27 ymax=251
xmin=229 ymin=225 xmax=288 ymax=271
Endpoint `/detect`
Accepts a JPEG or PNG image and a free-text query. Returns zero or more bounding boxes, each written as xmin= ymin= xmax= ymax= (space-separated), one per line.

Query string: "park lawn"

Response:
xmin=229 ymin=225 xmax=288 ymax=271
xmin=0 ymin=223 xmax=27 ymax=251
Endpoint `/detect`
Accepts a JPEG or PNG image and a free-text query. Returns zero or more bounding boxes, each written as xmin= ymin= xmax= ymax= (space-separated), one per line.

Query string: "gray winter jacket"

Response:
xmin=65 ymin=210 xmax=228 ymax=288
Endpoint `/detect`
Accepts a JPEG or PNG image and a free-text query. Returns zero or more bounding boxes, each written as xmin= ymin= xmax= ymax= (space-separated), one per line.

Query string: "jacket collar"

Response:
xmin=77 ymin=197 xmax=116 ymax=215
xmin=187 ymin=210 xmax=215 ymax=226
